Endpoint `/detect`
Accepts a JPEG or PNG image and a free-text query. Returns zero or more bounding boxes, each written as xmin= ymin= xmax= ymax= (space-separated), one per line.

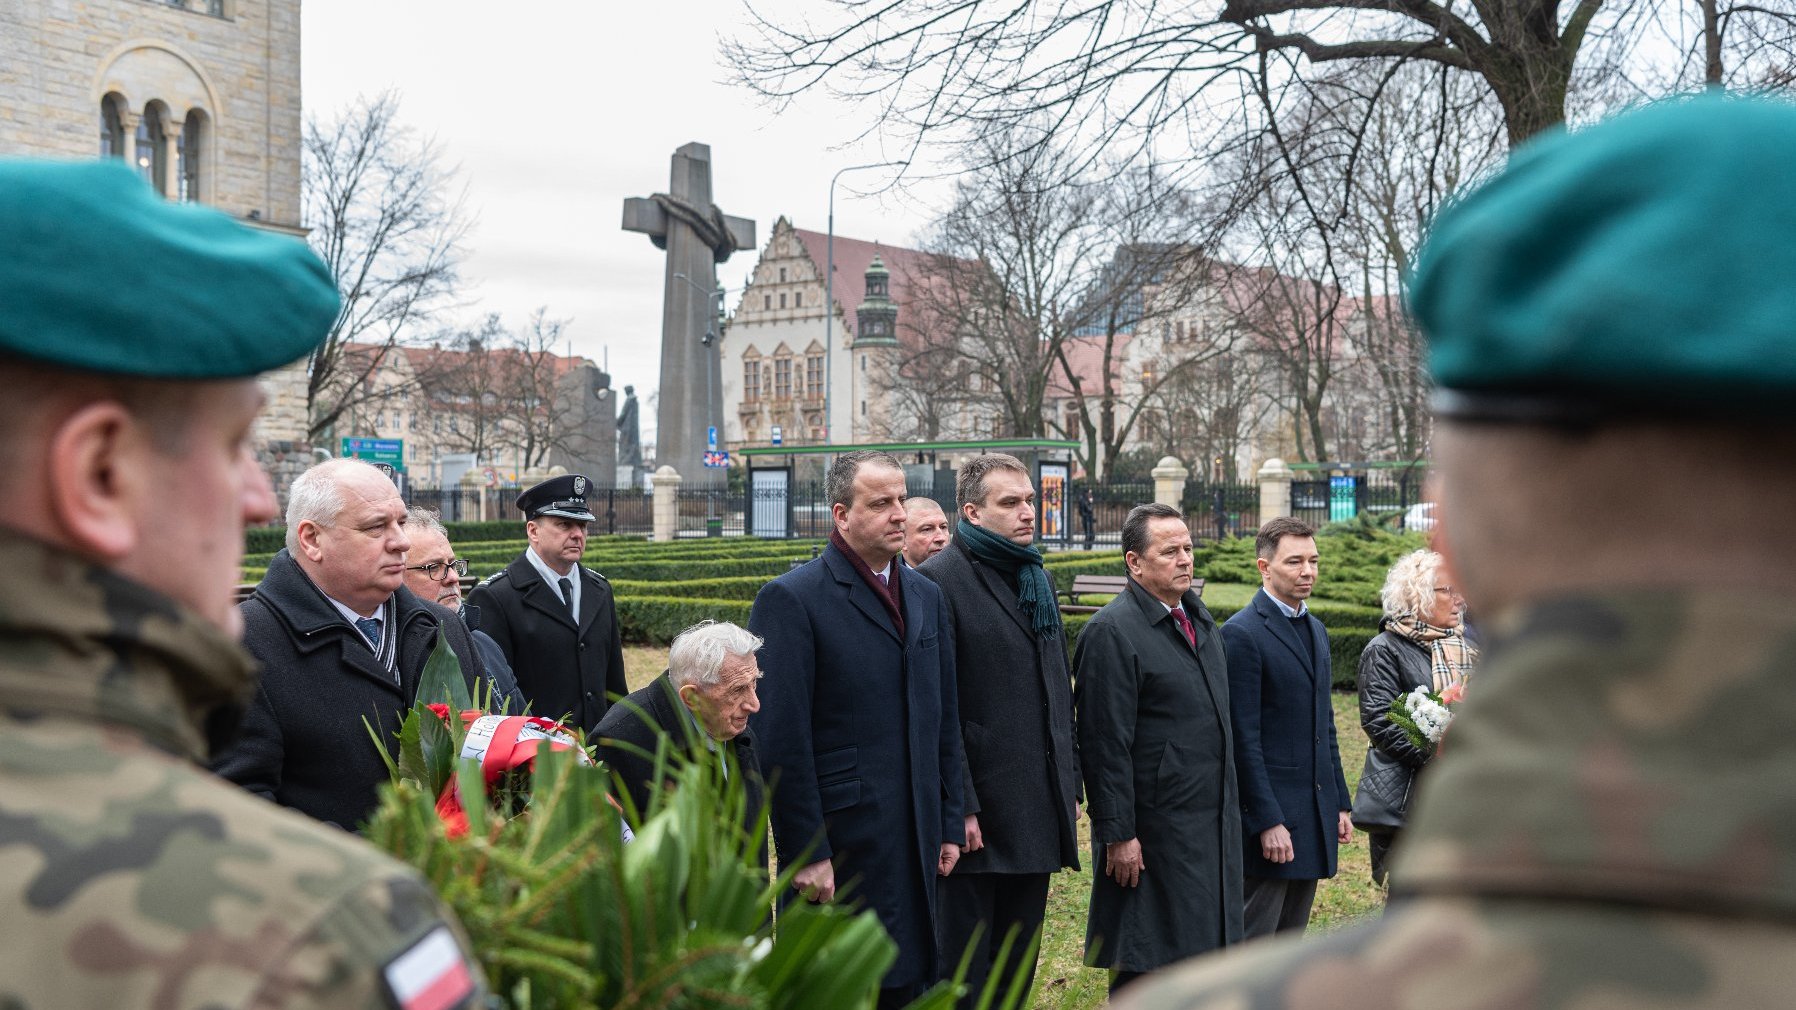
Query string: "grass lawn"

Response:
xmin=621 ymin=647 xmax=1384 ymax=1008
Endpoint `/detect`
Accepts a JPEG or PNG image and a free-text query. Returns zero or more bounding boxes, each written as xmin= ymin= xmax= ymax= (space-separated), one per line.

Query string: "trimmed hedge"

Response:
xmin=617 ymin=596 xmax=753 ymax=645
xmin=608 ymin=576 xmax=770 ymax=603
xmin=1057 ymin=600 xmax=1373 ymax=690
xmin=241 ymin=524 xmax=647 ymax=557
xmin=241 ymin=526 xmax=1413 ymax=685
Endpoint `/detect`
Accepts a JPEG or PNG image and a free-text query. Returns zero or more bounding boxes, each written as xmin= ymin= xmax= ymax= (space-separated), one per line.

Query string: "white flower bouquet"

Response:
xmin=1388 ymin=682 xmax=1465 ymax=753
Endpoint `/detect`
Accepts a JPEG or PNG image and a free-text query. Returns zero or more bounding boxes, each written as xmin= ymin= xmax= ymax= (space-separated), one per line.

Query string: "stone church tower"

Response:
xmin=850 ymin=256 xmax=900 ymax=442
xmin=0 ymin=0 xmax=314 ymax=490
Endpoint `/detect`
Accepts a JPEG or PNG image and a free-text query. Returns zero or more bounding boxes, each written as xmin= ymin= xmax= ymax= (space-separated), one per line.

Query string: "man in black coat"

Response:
xmin=1075 ymin=503 xmax=1241 ymax=994
xmin=1221 ymin=516 xmax=1351 ymax=939
xmin=916 ymin=454 xmax=1080 ymax=1008
xmin=467 ymin=474 xmax=626 ymax=736
xmin=400 ymin=507 xmax=527 ymax=713
xmin=212 ymin=459 xmax=491 ymax=831
xmin=595 ymin=619 xmax=765 ymax=857
xmin=749 ymin=450 xmax=966 ymax=1009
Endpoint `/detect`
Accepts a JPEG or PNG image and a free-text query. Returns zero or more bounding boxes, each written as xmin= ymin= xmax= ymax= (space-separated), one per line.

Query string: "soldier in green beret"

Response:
xmin=1121 ymin=93 xmax=1796 ymax=1008
xmin=0 ymin=159 xmax=487 ymax=1008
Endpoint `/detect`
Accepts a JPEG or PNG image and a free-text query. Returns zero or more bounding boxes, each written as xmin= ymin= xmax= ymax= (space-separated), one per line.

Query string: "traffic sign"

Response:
xmin=771 ymin=425 xmax=783 ymax=446
xmin=703 ymin=450 xmax=730 ymax=468
xmin=707 ymin=425 xmax=719 ymax=450
xmin=342 ymin=437 xmax=405 ymax=471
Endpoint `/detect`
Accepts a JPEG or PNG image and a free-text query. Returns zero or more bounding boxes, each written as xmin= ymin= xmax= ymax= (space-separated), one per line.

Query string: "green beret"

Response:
xmin=1410 ymin=94 xmax=1796 ymax=422
xmin=0 ymin=158 xmax=338 ymax=379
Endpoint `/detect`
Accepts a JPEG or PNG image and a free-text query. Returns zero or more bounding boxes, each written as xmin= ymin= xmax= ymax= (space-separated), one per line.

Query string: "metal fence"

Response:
xmin=408 ymin=486 xmax=655 ymax=536
xmin=412 ymin=466 xmax=1421 ymax=542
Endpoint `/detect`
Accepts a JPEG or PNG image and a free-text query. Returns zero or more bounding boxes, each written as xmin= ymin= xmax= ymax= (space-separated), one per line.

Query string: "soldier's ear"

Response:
xmin=44 ymin=400 xmax=144 ymax=563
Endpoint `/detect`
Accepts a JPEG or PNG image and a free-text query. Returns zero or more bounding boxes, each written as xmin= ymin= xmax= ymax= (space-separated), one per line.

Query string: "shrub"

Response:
xmin=617 ymin=596 xmax=754 ymax=645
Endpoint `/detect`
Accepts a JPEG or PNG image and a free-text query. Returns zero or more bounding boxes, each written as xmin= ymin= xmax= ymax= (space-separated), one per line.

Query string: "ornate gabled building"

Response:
xmin=720 ymin=217 xmax=972 ymax=450
xmin=1 ymin=0 xmax=314 ymax=487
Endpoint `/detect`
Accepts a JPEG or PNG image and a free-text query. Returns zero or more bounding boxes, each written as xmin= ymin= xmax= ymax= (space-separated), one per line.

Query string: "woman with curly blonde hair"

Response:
xmin=1350 ymin=549 xmax=1476 ymax=887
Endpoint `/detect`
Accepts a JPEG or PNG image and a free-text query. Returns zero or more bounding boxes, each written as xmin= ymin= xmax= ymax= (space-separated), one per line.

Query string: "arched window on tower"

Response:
xmin=99 ymin=95 xmax=126 ymax=159
xmin=178 ymin=113 xmax=204 ymax=202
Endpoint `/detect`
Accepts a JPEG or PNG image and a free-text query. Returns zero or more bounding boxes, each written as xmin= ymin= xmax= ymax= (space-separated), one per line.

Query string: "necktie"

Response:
xmin=355 ymin=617 xmax=382 ymax=649
xmin=876 ymin=570 xmax=889 ymax=588
xmin=1170 ymin=606 xmax=1196 ymax=649
xmin=558 ymin=576 xmax=575 ymax=614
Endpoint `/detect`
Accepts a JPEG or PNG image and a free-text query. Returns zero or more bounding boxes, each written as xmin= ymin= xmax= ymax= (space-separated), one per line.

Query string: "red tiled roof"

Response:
xmin=791 ymin=227 xmax=953 ymax=343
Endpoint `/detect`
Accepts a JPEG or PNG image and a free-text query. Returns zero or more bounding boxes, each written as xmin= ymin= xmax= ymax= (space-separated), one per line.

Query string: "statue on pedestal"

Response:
xmin=618 ymin=385 xmax=643 ymax=472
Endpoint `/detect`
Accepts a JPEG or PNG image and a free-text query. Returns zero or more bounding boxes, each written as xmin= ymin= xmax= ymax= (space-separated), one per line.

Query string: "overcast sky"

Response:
xmin=301 ymin=1 xmax=949 ymax=444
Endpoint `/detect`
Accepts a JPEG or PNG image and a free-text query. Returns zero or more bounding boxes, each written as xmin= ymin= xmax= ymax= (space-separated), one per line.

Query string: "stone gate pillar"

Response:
xmin=1257 ymin=457 xmax=1295 ymax=524
xmin=652 ymin=465 xmax=683 ymax=542
xmin=1151 ymin=456 xmax=1189 ymax=510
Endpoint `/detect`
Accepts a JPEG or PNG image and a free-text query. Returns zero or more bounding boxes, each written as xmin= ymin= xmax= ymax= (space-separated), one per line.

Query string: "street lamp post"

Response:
xmin=825 ymin=160 xmax=907 ymax=445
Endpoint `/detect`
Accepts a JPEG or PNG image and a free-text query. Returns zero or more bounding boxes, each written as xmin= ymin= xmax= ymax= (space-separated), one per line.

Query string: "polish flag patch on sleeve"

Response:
xmin=383 ymin=926 xmax=478 ymax=1010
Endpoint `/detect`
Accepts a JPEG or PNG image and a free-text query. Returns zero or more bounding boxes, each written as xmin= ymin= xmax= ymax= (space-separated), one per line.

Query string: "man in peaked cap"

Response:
xmin=0 ymin=159 xmax=486 ymax=1006
xmin=1121 ymin=94 xmax=1796 ymax=1009
xmin=468 ymin=473 xmax=626 ymax=735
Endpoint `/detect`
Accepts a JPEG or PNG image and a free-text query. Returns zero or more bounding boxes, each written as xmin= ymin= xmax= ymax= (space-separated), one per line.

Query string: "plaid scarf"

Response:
xmin=1388 ymin=612 xmax=1478 ymax=692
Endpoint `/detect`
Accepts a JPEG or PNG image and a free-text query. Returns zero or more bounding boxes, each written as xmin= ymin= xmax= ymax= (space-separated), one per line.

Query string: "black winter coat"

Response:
xmin=748 ymin=543 xmax=965 ymax=990
xmin=595 ymin=672 xmax=766 ymax=861
xmin=467 ymin=552 xmax=626 ymax=736
xmin=1074 ymin=579 xmax=1242 ymax=972
xmin=212 ymin=549 xmax=488 ymax=831
xmin=915 ymin=539 xmax=1080 ymax=875
xmin=1352 ymin=630 xmax=1435 ymax=829
xmin=1222 ymin=589 xmax=1351 ymax=881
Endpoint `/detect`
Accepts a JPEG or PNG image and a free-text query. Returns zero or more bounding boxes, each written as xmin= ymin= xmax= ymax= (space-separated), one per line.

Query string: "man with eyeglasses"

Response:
xmin=401 ymin=507 xmax=528 ymax=714
xmin=211 ymin=459 xmax=494 ymax=831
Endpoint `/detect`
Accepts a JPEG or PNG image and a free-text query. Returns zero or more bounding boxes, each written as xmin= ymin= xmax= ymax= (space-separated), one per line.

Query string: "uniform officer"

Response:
xmin=468 ymin=474 xmax=626 ymax=735
xmin=1121 ymin=94 xmax=1796 ymax=1008
xmin=0 ymin=159 xmax=485 ymax=1007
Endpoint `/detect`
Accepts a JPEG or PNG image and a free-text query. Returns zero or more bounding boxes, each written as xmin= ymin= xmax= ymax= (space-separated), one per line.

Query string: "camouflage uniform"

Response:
xmin=1121 ymin=591 xmax=1796 ymax=1009
xmin=0 ymin=530 xmax=489 ymax=1009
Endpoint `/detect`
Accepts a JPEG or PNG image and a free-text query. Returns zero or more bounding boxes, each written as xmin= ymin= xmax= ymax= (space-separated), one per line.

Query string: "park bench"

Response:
xmin=1057 ymin=573 xmax=1204 ymax=614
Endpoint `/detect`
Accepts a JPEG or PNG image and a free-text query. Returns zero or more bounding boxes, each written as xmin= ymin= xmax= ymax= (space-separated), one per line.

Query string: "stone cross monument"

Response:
xmin=622 ymin=143 xmax=755 ymax=486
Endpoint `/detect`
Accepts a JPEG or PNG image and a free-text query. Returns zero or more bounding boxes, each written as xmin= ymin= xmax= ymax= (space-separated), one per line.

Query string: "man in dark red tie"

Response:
xmin=1074 ymin=503 xmax=1242 ymax=994
xmin=749 ymin=449 xmax=966 ymax=1009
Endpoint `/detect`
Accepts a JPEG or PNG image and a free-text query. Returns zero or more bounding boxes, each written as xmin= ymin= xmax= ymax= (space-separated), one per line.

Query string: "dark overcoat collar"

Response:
xmin=823 ymin=541 xmax=912 ymax=644
xmin=253 ymin=549 xmax=438 ymax=696
xmin=505 ymin=550 xmax=604 ymax=634
xmin=1251 ymin=587 xmax=1324 ymax=680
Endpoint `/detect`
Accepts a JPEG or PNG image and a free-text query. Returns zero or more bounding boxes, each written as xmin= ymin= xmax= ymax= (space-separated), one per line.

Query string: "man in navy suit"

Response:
xmin=1221 ymin=516 xmax=1351 ymax=938
xmin=749 ymin=449 xmax=966 ymax=1008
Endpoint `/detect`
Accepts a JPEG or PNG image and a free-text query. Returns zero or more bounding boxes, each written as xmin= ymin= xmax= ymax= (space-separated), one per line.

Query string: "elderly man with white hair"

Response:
xmin=211 ymin=458 xmax=490 ymax=831
xmin=595 ymin=620 xmax=767 ymax=851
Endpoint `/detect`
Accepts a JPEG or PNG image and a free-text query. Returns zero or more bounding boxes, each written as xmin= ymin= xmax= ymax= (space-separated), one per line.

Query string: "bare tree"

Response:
xmin=883 ymin=133 xmax=1232 ymax=475
xmin=894 ymin=130 xmax=1105 ymax=441
xmin=428 ymin=315 xmax=510 ymax=464
xmin=1139 ymin=325 xmax=1278 ymax=479
xmin=304 ymin=91 xmax=468 ymax=442
xmin=731 ymin=1 xmax=1796 ymax=163
xmin=506 ymin=309 xmax=575 ymax=469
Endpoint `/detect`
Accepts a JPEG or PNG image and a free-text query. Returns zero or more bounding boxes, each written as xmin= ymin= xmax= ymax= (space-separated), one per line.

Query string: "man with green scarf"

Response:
xmin=915 ymin=453 xmax=1081 ymax=1008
